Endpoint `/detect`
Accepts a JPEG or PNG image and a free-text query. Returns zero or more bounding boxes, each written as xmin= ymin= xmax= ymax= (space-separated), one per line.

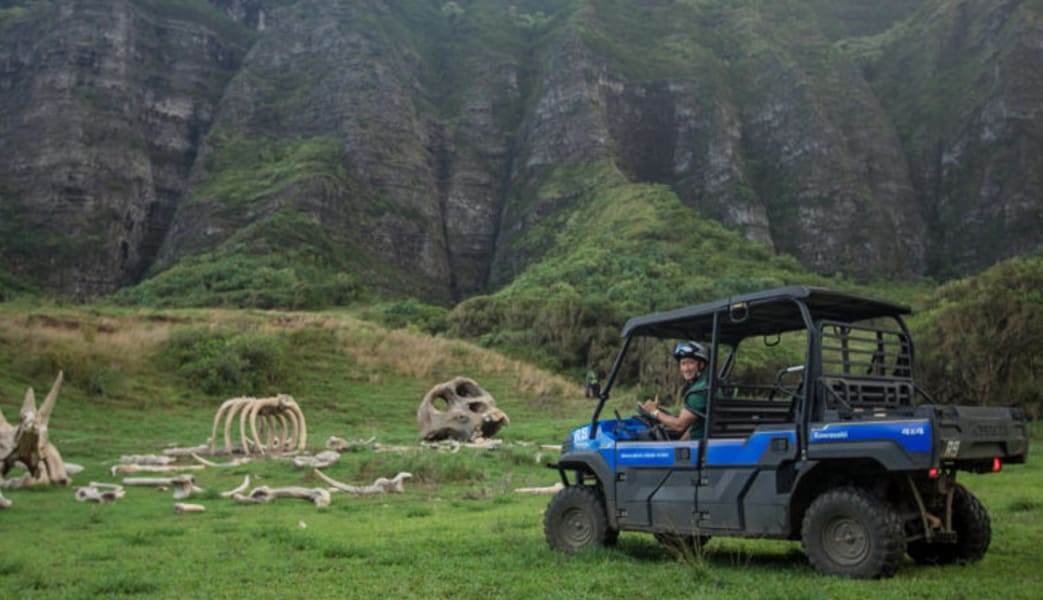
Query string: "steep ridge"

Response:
xmin=0 ymin=0 xmax=253 ymax=299
xmin=0 ymin=0 xmax=1039 ymax=303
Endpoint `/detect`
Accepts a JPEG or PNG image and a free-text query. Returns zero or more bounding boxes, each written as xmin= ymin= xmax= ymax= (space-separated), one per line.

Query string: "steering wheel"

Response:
xmin=634 ymin=403 xmax=671 ymax=441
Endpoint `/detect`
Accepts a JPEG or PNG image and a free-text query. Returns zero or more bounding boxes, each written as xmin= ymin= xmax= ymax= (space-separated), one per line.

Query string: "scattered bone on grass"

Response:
xmin=417 ymin=377 xmax=509 ymax=442
xmin=0 ymin=490 xmax=10 ymax=509
xmin=123 ymin=475 xmax=202 ymax=500
xmin=325 ymin=436 xmax=375 ymax=452
xmin=292 ymin=450 xmax=340 ymax=468
xmin=233 ymin=486 xmax=330 ymax=507
xmin=0 ymin=372 xmax=72 ymax=489
xmin=373 ymin=439 xmax=503 ymax=453
xmin=190 ymin=453 xmax=251 ymax=468
xmin=220 ymin=475 xmax=251 ymax=498
xmin=210 ymin=395 xmax=307 ymax=456
xmin=163 ymin=444 xmax=228 ymax=457
xmin=173 ymin=503 xmax=206 ymax=514
xmin=514 ymin=482 xmax=565 ymax=495
xmin=120 ymin=454 xmax=176 ymax=465
xmin=111 ymin=463 xmax=205 ymax=476
xmin=314 ymin=469 xmax=413 ymax=495
xmin=75 ymin=482 xmax=126 ymax=503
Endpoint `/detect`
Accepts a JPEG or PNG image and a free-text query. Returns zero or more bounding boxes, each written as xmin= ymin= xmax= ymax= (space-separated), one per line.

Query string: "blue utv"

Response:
xmin=544 ymin=286 xmax=1028 ymax=579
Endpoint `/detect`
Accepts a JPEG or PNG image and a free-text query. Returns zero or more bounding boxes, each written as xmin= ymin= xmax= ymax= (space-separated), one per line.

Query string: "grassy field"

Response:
xmin=1 ymin=304 xmax=1041 ymax=599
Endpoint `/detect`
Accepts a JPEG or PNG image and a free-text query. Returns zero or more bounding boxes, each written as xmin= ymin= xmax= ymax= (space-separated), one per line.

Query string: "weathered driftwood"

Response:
xmin=210 ymin=395 xmax=307 ymax=456
xmin=292 ymin=450 xmax=340 ymax=468
xmin=123 ymin=475 xmax=201 ymax=500
xmin=173 ymin=503 xmax=206 ymax=514
xmin=514 ymin=482 xmax=565 ymax=495
xmin=0 ymin=372 xmax=71 ymax=489
xmin=110 ymin=463 xmax=205 ymax=476
xmin=220 ymin=475 xmax=251 ymax=498
xmin=233 ymin=486 xmax=330 ymax=507
xmin=314 ymin=469 xmax=413 ymax=495
xmin=75 ymin=482 xmax=126 ymax=503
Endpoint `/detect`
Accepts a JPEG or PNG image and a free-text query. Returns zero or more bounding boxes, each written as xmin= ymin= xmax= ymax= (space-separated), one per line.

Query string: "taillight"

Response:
xmin=993 ymin=457 xmax=1002 ymax=472
xmin=928 ymin=468 xmax=940 ymax=478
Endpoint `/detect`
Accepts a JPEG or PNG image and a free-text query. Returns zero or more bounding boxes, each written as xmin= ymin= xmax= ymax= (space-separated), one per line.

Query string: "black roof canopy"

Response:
xmin=621 ymin=286 xmax=911 ymax=344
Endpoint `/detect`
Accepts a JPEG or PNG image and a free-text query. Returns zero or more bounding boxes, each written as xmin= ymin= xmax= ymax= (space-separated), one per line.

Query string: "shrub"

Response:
xmin=914 ymin=256 xmax=1043 ymax=418
xmin=363 ymin=298 xmax=449 ymax=335
xmin=160 ymin=326 xmax=290 ymax=396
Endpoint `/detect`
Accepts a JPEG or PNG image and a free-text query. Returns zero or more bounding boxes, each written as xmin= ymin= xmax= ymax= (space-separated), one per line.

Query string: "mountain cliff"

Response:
xmin=0 ymin=0 xmax=1039 ymax=303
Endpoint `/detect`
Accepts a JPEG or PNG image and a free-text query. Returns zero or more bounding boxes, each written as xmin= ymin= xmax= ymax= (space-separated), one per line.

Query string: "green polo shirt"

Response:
xmin=682 ymin=370 xmax=709 ymax=440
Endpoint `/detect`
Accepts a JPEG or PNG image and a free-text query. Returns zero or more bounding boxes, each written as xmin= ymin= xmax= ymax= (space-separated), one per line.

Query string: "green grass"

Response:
xmin=1 ymin=304 xmax=1041 ymax=597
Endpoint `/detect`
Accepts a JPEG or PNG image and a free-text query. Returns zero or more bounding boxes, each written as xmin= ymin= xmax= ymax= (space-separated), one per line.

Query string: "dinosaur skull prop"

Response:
xmin=417 ymin=377 xmax=509 ymax=442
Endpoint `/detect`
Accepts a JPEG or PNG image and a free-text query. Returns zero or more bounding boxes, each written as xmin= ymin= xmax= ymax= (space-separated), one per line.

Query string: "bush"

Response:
xmin=160 ymin=327 xmax=290 ymax=396
xmin=363 ymin=298 xmax=449 ymax=335
xmin=914 ymin=257 xmax=1043 ymax=418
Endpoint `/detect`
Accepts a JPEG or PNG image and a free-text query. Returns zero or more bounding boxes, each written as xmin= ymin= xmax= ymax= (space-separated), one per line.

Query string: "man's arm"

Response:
xmin=639 ymin=396 xmax=699 ymax=433
xmin=658 ymin=407 xmax=698 ymax=433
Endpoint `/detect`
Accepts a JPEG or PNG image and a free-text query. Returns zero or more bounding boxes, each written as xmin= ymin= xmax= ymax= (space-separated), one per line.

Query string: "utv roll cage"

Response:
xmin=589 ymin=285 xmax=915 ymax=437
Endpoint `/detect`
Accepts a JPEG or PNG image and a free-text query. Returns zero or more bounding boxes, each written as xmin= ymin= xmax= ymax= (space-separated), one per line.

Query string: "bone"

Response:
xmin=292 ymin=450 xmax=340 ymax=468
xmin=514 ymin=482 xmax=565 ymax=495
xmin=119 ymin=454 xmax=176 ymax=465
xmin=206 ymin=395 xmax=307 ymax=456
xmin=111 ymin=464 xmax=205 ymax=476
xmin=123 ymin=475 xmax=201 ymax=499
xmin=75 ymin=482 xmax=126 ymax=503
xmin=314 ymin=470 xmax=413 ymax=495
xmin=163 ymin=444 xmax=228 ymax=457
xmin=325 ymin=436 xmax=376 ymax=451
xmin=417 ymin=377 xmax=509 ymax=442
xmin=173 ymin=503 xmax=206 ymax=514
xmin=220 ymin=475 xmax=251 ymax=498
xmin=211 ymin=397 xmax=251 ymax=454
xmin=190 ymin=453 xmax=252 ymax=468
xmin=0 ymin=490 xmax=10 ymax=509
xmin=1 ymin=372 xmax=70 ymax=488
xmin=233 ymin=486 xmax=330 ymax=507
xmin=64 ymin=462 xmax=85 ymax=475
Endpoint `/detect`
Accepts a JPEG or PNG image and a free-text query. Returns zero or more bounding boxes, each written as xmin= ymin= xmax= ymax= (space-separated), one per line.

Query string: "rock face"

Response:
xmin=868 ymin=0 xmax=1043 ymax=276
xmin=0 ymin=0 xmax=1039 ymax=301
xmin=0 ymin=0 xmax=249 ymax=299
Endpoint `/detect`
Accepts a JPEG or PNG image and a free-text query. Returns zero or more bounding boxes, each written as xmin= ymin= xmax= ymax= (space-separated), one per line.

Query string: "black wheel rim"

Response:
xmin=560 ymin=506 xmax=594 ymax=549
xmin=822 ymin=515 xmax=869 ymax=566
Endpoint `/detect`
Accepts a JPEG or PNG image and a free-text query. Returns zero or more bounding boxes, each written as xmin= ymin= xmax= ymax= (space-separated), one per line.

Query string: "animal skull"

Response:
xmin=417 ymin=377 xmax=509 ymax=442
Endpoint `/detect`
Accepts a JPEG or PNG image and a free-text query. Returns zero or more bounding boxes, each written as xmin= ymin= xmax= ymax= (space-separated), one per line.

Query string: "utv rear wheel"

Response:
xmin=545 ymin=485 xmax=611 ymax=553
xmin=908 ymin=484 xmax=991 ymax=565
xmin=802 ymin=487 xmax=905 ymax=579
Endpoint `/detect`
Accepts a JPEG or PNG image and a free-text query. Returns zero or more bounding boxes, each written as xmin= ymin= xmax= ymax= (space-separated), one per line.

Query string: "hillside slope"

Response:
xmin=0 ymin=0 xmax=1039 ymax=302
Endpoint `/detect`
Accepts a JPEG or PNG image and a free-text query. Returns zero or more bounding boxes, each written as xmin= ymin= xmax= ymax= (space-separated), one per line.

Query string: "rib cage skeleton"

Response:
xmin=209 ymin=395 xmax=307 ymax=455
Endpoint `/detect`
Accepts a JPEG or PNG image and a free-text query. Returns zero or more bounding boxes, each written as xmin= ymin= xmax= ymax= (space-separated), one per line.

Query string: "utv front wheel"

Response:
xmin=907 ymin=484 xmax=991 ymax=565
xmin=545 ymin=485 xmax=611 ymax=552
xmin=802 ymin=486 xmax=905 ymax=579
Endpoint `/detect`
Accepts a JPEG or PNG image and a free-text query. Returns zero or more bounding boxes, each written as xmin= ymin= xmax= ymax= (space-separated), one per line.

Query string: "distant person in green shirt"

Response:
xmin=640 ymin=340 xmax=709 ymax=440
xmin=585 ymin=368 xmax=600 ymax=398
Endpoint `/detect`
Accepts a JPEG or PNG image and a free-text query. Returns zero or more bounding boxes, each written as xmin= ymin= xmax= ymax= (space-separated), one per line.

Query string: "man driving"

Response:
xmin=640 ymin=340 xmax=710 ymax=440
